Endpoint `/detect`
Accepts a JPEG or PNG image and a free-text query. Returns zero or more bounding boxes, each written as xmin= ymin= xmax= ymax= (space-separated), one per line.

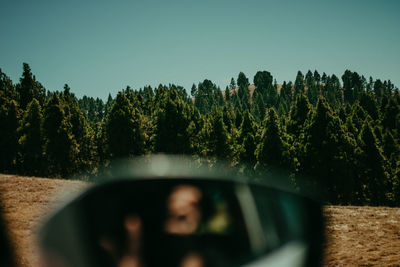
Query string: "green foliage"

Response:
xmin=155 ymin=89 xmax=201 ymax=154
xmin=294 ymin=71 xmax=305 ymax=98
xmin=105 ymin=92 xmax=145 ymax=158
xmin=43 ymin=94 xmax=78 ymax=177
xmin=18 ymin=99 xmax=43 ymax=175
xmin=358 ymin=120 xmax=391 ymax=205
xmin=287 ymin=94 xmax=311 ymax=137
xmin=207 ymin=111 xmax=231 ymax=159
xmin=0 ymin=99 xmax=19 ymax=171
xmin=238 ymin=111 xmax=257 ymax=167
xmin=17 ymin=63 xmax=46 ymax=109
xmin=359 ymin=92 xmax=379 ymax=121
xmin=300 ymin=97 xmax=358 ymax=204
xmin=382 ymin=98 xmax=399 ymax=131
xmin=0 ymin=64 xmax=399 ymax=205
xmin=255 ymin=108 xmax=288 ymax=170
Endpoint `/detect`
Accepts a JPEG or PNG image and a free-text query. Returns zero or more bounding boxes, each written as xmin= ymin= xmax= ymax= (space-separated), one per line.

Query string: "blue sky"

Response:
xmin=1 ymin=0 xmax=399 ymax=99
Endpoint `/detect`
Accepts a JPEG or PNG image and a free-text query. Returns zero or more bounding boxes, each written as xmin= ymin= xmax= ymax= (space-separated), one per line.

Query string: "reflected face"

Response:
xmin=164 ymin=185 xmax=203 ymax=235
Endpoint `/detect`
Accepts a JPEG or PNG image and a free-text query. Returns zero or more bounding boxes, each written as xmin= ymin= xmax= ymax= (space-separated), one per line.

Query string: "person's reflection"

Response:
xmin=99 ymin=214 xmax=144 ymax=267
xmin=164 ymin=185 xmax=203 ymax=235
xmin=118 ymin=215 xmax=144 ymax=267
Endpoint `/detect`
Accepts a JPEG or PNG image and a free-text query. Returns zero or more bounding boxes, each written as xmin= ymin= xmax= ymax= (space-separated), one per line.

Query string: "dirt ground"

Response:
xmin=0 ymin=174 xmax=399 ymax=266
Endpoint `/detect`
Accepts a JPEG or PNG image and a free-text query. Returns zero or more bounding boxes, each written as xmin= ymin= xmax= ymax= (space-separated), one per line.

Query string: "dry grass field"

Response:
xmin=0 ymin=174 xmax=399 ymax=266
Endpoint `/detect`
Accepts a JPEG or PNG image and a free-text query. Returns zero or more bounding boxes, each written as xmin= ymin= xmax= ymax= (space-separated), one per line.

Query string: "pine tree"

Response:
xmin=234 ymin=110 xmax=243 ymax=129
xmin=224 ymin=86 xmax=231 ymax=102
xmin=351 ymin=102 xmax=367 ymax=135
xmin=342 ymin=70 xmax=354 ymax=104
xmin=18 ymin=63 xmax=35 ymax=109
xmin=105 ymin=92 xmax=145 ymax=158
xmin=191 ymin=84 xmax=197 ymax=97
xmin=251 ymin=90 xmax=265 ymax=121
xmin=232 ymin=92 xmax=242 ymax=112
xmin=314 ymin=70 xmax=321 ymax=85
xmin=238 ymin=111 xmax=257 ymax=167
xmin=43 ymin=94 xmax=78 ymax=177
xmin=382 ymin=98 xmax=399 ymax=131
xmin=0 ymin=69 xmax=19 ymax=172
xmin=208 ymin=111 xmax=231 ymax=159
xmin=229 ymin=77 xmax=236 ymax=90
xmin=374 ymin=79 xmax=384 ymax=101
xmin=287 ymin=94 xmax=311 ymax=137
xmin=294 ymin=71 xmax=305 ymax=98
xmin=382 ymin=130 xmax=399 ymax=179
xmin=255 ymin=109 xmax=288 ymax=170
xmin=18 ymin=99 xmax=43 ymax=175
xmin=237 ymin=72 xmax=250 ymax=105
xmin=0 ymin=100 xmax=19 ymax=172
xmin=155 ymin=90 xmax=196 ymax=154
xmin=358 ymin=120 xmax=390 ymax=205
xmin=17 ymin=63 xmax=46 ymax=109
xmin=301 ymin=97 xmax=358 ymax=203
xmin=0 ymin=69 xmax=17 ymax=104
xmin=359 ymin=92 xmax=379 ymax=121
xmin=253 ymin=71 xmax=274 ymax=106
xmin=222 ymin=105 xmax=233 ymax=133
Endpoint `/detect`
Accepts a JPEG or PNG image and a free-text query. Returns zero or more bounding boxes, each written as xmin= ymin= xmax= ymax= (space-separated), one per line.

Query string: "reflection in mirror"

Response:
xmin=165 ymin=185 xmax=203 ymax=235
xmin=40 ymin=178 xmax=323 ymax=267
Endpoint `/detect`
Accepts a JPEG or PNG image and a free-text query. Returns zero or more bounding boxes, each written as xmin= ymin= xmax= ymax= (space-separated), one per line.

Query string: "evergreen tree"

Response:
xmin=237 ymin=72 xmax=250 ymax=106
xmin=43 ymin=94 xmax=78 ymax=177
xmin=359 ymin=92 xmax=379 ymax=121
xmin=342 ymin=70 xmax=354 ymax=104
xmin=229 ymin=77 xmax=236 ymax=90
xmin=251 ymin=90 xmax=265 ymax=121
xmin=301 ymin=97 xmax=357 ymax=203
xmin=321 ymin=72 xmax=327 ymax=84
xmin=234 ymin=110 xmax=243 ymax=129
xmin=0 ymin=100 xmax=19 ymax=172
xmin=155 ymin=90 xmax=196 ymax=154
xmin=255 ymin=109 xmax=288 ymax=170
xmin=237 ymin=72 xmax=249 ymax=90
xmin=253 ymin=70 xmax=273 ymax=102
xmin=222 ymin=105 xmax=233 ymax=133
xmin=18 ymin=99 xmax=43 ymax=175
xmin=238 ymin=111 xmax=257 ymax=167
xmin=314 ymin=70 xmax=321 ymax=85
xmin=294 ymin=71 xmax=305 ymax=98
xmin=0 ymin=69 xmax=17 ymax=104
xmin=358 ymin=120 xmax=390 ymax=205
xmin=17 ymin=63 xmax=46 ymax=109
xmin=382 ymin=130 xmax=398 ymax=171
xmin=208 ymin=111 xmax=231 ymax=159
xmin=374 ymin=79 xmax=384 ymax=100
xmin=0 ymin=70 xmax=19 ymax=172
xmin=350 ymin=102 xmax=367 ymax=135
xmin=191 ymin=84 xmax=197 ymax=97
xmin=305 ymin=70 xmax=318 ymax=106
xmin=224 ymin=86 xmax=231 ymax=102
xmin=105 ymin=92 xmax=145 ymax=158
xmin=382 ymin=98 xmax=399 ymax=131
xmin=287 ymin=94 xmax=311 ymax=137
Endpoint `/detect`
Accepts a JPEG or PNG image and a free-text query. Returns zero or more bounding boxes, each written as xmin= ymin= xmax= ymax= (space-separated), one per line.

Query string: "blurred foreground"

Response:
xmin=0 ymin=174 xmax=399 ymax=266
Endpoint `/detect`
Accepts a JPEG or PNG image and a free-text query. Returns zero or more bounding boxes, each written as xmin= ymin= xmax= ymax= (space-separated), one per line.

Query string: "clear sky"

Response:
xmin=1 ymin=0 xmax=399 ymax=99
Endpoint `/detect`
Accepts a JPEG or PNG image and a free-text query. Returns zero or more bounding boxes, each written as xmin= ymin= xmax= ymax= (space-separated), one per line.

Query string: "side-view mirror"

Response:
xmin=40 ymin=157 xmax=324 ymax=267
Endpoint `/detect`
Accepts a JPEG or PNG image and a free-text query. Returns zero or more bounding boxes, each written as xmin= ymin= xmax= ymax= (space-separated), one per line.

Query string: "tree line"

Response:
xmin=0 ymin=63 xmax=399 ymax=206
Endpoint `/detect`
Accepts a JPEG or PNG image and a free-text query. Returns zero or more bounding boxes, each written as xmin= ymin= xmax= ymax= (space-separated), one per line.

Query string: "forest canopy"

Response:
xmin=0 ymin=63 xmax=399 ymax=206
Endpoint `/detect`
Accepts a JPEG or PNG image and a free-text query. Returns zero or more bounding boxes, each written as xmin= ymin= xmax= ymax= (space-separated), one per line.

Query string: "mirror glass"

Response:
xmin=40 ymin=179 xmax=323 ymax=267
